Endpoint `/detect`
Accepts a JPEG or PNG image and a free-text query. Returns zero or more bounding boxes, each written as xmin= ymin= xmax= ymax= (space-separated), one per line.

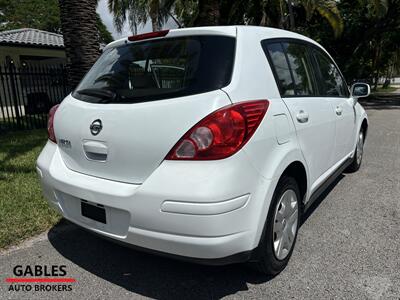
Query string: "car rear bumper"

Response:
xmin=37 ymin=141 xmax=276 ymax=261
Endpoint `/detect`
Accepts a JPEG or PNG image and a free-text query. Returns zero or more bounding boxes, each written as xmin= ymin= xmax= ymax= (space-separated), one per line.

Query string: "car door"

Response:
xmin=311 ymin=48 xmax=356 ymax=163
xmin=262 ymin=41 xmax=336 ymax=189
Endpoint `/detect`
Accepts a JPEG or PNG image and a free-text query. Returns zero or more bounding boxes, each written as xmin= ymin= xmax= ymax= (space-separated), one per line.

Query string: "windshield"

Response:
xmin=73 ymin=35 xmax=236 ymax=103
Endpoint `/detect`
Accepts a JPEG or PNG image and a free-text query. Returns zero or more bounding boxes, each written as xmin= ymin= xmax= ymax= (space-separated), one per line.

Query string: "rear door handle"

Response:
xmin=335 ymin=106 xmax=343 ymax=116
xmin=83 ymin=140 xmax=108 ymax=162
xmin=296 ymin=110 xmax=309 ymax=123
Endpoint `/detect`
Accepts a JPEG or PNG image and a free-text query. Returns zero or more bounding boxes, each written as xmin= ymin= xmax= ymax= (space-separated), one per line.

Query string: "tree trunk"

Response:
xmin=194 ymin=0 xmax=220 ymax=26
xmin=59 ymin=0 xmax=100 ymax=89
xmin=372 ymin=40 xmax=382 ymax=91
xmin=287 ymin=0 xmax=295 ymax=30
xmin=149 ymin=0 xmax=160 ymax=32
xmin=278 ymin=0 xmax=285 ymax=29
xmin=259 ymin=0 xmax=268 ymax=26
xmin=151 ymin=15 xmax=160 ymax=32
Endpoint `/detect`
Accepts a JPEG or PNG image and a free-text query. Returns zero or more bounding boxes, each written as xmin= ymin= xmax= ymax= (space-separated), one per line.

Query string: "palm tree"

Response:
xmin=108 ymin=0 xmax=169 ymax=33
xmin=284 ymin=0 xmax=343 ymax=37
xmin=59 ymin=0 xmax=100 ymax=88
xmin=108 ymin=0 xmax=384 ymax=41
xmin=358 ymin=0 xmax=389 ymax=90
xmin=173 ymin=0 xmax=343 ymax=36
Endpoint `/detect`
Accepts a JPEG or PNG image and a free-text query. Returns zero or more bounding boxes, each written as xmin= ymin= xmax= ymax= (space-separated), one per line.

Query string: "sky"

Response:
xmin=96 ymin=0 xmax=177 ymax=40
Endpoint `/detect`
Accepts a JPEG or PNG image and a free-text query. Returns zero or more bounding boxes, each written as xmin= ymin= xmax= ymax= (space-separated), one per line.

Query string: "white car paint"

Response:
xmin=37 ymin=26 xmax=368 ymax=262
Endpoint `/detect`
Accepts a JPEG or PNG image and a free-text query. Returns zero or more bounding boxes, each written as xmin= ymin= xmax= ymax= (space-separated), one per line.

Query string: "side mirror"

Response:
xmin=351 ymin=83 xmax=370 ymax=98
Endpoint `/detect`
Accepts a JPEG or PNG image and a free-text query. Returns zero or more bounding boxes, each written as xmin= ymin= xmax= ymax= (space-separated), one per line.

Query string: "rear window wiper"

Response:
xmin=75 ymin=88 xmax=116 ymax=103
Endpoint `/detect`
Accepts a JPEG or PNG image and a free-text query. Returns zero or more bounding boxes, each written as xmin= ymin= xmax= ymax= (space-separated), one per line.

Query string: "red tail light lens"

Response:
xmin=128 ymin=30 xmax=169 ymax=41
xmin=166 ymin=100 xmax=269 ymax=160
xmin=47 ymin=104 xmax=59 ymax=143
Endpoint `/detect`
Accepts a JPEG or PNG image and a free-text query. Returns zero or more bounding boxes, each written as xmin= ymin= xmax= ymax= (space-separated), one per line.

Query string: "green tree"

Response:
xmin=0 ymin=0 xmax=113 ymax=45
xmin=0 ymin=0 xmax=61 ymax=32
xmin=108 ymin=0 xmax=172 ymax=33
xmin=297 ymin=0 xmax=343 ymax=37
xmin=299 ymin=0 xmax=400 ymax=86
xmin=171 ymin=0 xmax=343 ymax=37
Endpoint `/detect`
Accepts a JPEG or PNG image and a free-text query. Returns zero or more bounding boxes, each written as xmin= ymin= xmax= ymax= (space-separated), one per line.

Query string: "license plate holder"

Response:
xmin=81 ymin=201 xmax=107 ymax=224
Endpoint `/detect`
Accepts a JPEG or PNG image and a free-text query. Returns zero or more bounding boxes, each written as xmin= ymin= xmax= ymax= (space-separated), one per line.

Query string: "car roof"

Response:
xmin=236 ymin=25 xmax=320 ymax=44
xmin=104 ymin=25 xmax=323 ymax=52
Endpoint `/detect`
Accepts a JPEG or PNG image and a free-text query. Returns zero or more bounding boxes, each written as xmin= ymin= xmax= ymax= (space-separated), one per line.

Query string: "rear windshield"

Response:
xmin=73 ymin=35 xmax=236 ymax=103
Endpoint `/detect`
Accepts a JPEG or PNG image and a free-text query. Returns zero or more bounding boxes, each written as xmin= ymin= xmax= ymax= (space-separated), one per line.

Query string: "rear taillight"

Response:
xmin=128 ymin=30 xmax=169 ymax=41
xmin=47 ymin=104 xmax=59 ymax=143
xmin=166 ymin=100 xmax=269 ymax=160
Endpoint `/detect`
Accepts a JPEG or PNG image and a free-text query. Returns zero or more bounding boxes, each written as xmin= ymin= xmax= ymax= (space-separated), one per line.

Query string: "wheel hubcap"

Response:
xmin=273 ymin=189 xmax=298 ymax=260
xmin=356 ymin=131 xmax=364 ymax=165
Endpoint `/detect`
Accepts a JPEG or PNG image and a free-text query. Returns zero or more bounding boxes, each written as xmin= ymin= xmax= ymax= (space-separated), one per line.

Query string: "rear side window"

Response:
xmin=73 ymin=36 xmax=235 ymax=103
xmin=282 ymin=43 xmax=316 ymax=96
xmin=313 ymin=49 xmax=348 ymax=97
xmin=264 ymin=43 xmax=295 ymax=96
xmin=262 ymin=40 xmax=316 ymax=97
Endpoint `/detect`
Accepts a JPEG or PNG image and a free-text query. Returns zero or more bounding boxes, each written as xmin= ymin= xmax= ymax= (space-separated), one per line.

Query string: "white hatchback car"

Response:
xmin=37 ymin=26 xmax=369 ymax=275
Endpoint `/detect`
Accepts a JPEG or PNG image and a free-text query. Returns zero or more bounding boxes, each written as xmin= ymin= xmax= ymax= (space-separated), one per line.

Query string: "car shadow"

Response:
xmin=300 ymin=173 xmax=345 ymax=226
xmin=48 ymin=223 xmax=272 ymax=299
xmin=48 ymin=174 xmax=345 ymax=299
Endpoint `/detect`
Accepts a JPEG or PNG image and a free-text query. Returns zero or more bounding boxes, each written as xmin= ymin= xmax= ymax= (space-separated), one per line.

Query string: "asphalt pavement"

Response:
xmin=1 ymin=101 xmax=399 ymax=299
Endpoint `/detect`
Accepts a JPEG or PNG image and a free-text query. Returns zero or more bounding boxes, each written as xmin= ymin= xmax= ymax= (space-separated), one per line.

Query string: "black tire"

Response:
xmin=253 ymin=176 xmax=301 ymax=275
xmin=346 ymin=129 xmax=365 ymax=173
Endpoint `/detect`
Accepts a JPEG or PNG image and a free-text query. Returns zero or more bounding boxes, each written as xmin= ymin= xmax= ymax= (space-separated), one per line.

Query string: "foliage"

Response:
xmin=97 ymin=13 xmax=114 ymax=44
xmin=108 ymin=0 xmax=343 ymax=36
xmin=0 ymin=0 xmax=61 ymax=33
xmin=106 ymin=0 xmax=399 ymax=85
xmin=108 ymin=0 xmax=146 ymax=33
xmin=301 ymin=0 xmax=400 ymax=85
xmin=108 ymin=0 xmax=171 ymax=33
xmin=172 ymin=0 xmax=197 ymax=26
xmin=0 ymin=0 xmax=113 ymax=44
xmin=298 ymin=0 xmax=344 ymax=38
xmin=169 ymin=0 xmax=399 ymax=84
xmin=168 ymin=0 xmax=343 ymax=35
xmin=1 ymin=0 xmax=398 ymax=87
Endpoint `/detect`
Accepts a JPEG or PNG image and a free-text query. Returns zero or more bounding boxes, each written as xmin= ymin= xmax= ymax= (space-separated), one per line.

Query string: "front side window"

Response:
xmin=282 ymin=42 xmax=316 ymax=96
xmin=313 ymin=49 xmax=348 ymax=97
xmin=73 ymin=35 xmax=235 ymax=103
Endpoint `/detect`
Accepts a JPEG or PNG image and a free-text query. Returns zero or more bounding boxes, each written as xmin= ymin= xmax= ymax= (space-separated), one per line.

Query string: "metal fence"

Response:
xmin=0 ymin=63 xmax=70 ymax=132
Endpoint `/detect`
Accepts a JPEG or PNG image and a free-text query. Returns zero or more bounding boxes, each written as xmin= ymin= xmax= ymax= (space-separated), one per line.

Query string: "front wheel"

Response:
xmin=253 ymin=176 xmax=301 ymax=275
xmin=346 ymin=129 xmax=364 ymax=173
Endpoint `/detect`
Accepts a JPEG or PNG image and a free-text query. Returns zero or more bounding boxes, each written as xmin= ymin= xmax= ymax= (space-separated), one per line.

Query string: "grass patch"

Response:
xmin=0 ymin=129 xmax=60 ymax=249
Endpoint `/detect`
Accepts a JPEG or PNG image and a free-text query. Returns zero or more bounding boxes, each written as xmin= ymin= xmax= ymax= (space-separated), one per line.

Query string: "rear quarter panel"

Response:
xmin=222 ymin=27 xmax=310 ymax=245
xmin=222 ymin=27 xmax=309 ymax=182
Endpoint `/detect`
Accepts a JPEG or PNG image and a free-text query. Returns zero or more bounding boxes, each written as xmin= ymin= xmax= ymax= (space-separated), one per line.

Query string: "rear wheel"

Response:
xmin=346 ymin=129 xmax=364 ymax=173
xmin=254 ymin=176 xmax=301 ymax=275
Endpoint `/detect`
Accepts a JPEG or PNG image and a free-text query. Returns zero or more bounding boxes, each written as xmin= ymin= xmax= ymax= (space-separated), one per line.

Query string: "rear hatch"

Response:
xmin=54 ymin=33 xmax=236 ymax=184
